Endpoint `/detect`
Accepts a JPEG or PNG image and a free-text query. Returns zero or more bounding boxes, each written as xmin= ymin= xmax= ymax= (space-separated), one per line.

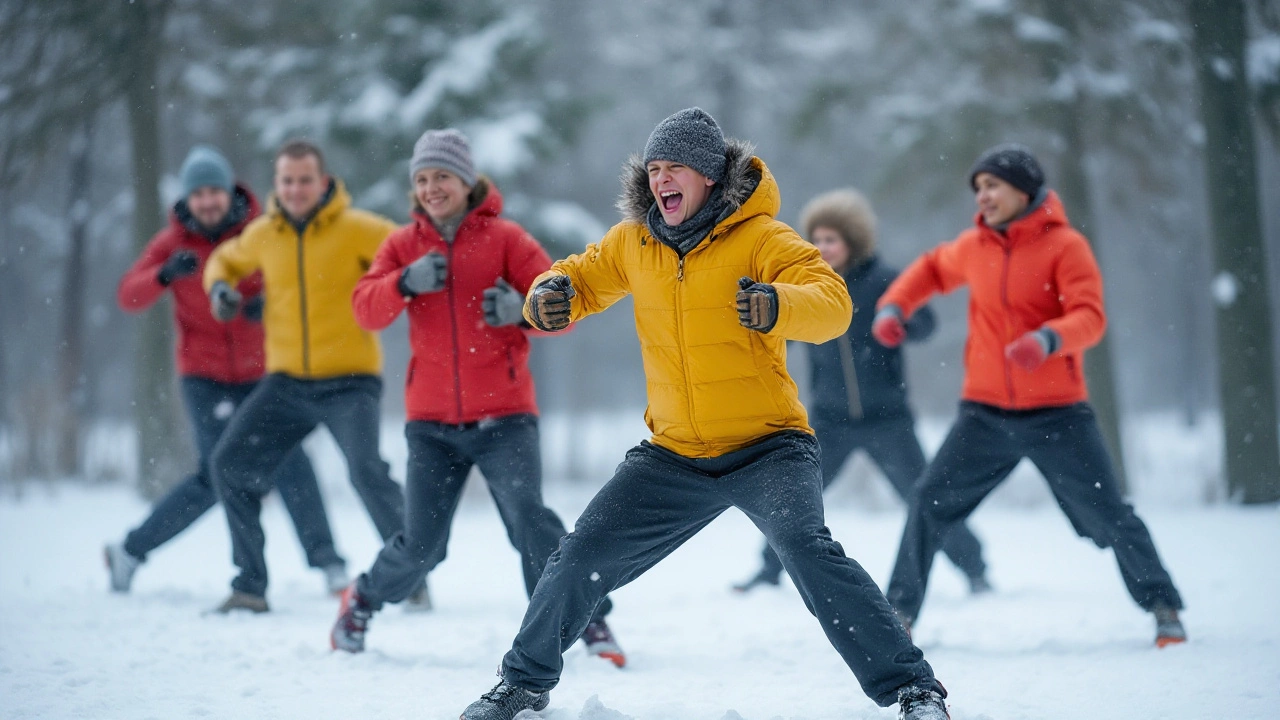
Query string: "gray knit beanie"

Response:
xmin=410 ymin=129 xmax=476 ymax=187
xmin=968 ymin=143 xmax=1045 ymax=198
xmin=179 ymin=145 xmax=234 ymax=197
xmin=642 ymin=107 xmax=727 ymax=183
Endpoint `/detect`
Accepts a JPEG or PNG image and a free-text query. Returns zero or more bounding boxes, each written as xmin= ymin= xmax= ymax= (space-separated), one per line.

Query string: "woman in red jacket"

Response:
xmin=875 ymin=145 xmax=1186 ymax=647
xmin=330 ymin=129 xmax=620 ymax=664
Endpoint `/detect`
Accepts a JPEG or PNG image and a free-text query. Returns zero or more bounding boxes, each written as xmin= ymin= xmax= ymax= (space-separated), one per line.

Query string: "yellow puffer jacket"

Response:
xmin=527 ymin=141 xmax=853 ymax=457
xmin=204 ymin=179 xmax=397 ymax=379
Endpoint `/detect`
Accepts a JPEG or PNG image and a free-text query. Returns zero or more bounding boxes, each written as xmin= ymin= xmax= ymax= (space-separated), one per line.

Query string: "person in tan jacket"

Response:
xmin=201 ymin=139 xmax=406 ymax=614
xmin=459 ymin=109 xmax=949 ymax=720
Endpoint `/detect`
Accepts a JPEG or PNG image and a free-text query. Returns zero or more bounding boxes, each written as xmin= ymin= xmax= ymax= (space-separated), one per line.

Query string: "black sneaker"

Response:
xmin=209 ymin=591 xmax=269 ymax=614
xmin=330 ymin=583 xmax=373 ymax=653
xmin=460 ymin=679 xmax=549 ymax=720
xmin=731 ymin=568 xmax=781 ymax=593
xmin=1153 ymin=604 xmax=1187 ymax=648
xmin=582 ymin=618 xmax=626 ymax=668
xmin=897 ymin=684 xmax=949 ymax=720
xmin=967 ymin=574 xmax=993 ymax=595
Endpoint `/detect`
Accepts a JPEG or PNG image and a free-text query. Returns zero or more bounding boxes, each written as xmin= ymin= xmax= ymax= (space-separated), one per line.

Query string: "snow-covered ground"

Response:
xmin=2 ymin=473 xmax=1277 ymax=719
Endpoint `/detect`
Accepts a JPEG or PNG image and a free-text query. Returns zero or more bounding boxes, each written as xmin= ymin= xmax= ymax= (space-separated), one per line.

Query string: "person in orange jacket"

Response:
xmin=875 ymin=144 xmax=1186 ymax=647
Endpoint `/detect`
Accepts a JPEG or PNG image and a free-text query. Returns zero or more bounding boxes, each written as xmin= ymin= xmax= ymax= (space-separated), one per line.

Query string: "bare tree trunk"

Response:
xmin=123 ymin=0 xmax=187 ymax=499
xmin=55 ymin=116 xmax=93 ymax=478
xmin=1189 ymin=0 xmax=1280 ymax=503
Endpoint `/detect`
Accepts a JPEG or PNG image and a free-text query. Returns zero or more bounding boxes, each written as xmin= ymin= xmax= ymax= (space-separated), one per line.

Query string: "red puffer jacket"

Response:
xmin=352 ymin=179 xmax=554 ymax=424
xmin=117 ymin=185 xmax=266 ymax=384
xmin=878 ymin=191 xmax=1106 ymax=410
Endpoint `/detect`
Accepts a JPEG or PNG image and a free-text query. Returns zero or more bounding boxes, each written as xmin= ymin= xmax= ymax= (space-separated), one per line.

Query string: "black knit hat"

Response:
xmin=642 ymin=107 xmax=727 ymax=183
xmin=968 ymin=144 xmax=1045 ymax=198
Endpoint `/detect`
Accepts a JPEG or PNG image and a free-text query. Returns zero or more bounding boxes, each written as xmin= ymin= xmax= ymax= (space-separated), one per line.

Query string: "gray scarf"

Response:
xmin=431 ymin=212 xmax=466 ymax=244
xmin=645 ymin=183 xmax=732 ymax=257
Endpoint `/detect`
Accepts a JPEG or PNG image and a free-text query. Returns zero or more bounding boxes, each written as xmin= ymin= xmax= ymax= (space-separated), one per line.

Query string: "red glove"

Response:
xmin=1005 ymin=331 xmax=1050 ymax=371
xmin=872 ymin=308 xmax=907 ymax=348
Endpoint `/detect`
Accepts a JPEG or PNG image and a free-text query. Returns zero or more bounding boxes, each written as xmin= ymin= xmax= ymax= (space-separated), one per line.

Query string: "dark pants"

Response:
xmin=210 ymin=373 xmax=405 ymax=597
xmin=502 ymin=431 xmax=941 ymax=708
xmin=751 ymin=415 xmax=986 ymax=582
xmin=887 ymin=401 xmax=1184 ymax=622
xmin=356 ymin=415 xmax=610 ymax=618
xmin=124 ymin=377 xmax=342 ymax=569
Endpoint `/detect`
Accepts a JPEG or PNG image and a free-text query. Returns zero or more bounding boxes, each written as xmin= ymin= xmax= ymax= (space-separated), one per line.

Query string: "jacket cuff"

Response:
xmin=875 ymin=304 xmax=904 ymax=323
xmin=1035 ymin=327 xmax=1062 ymax=355
xmin=397 ymin=268 xmax=418 ymax=299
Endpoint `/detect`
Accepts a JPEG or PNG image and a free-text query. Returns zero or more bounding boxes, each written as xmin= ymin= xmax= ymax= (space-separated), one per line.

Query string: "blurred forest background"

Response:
xmin=1 ymin=0 xmax=1277 ymax=503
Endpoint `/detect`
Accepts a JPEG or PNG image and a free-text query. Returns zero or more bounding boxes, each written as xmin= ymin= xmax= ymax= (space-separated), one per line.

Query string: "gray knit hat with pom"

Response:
xmin=410 ymin=129 xmax=476 ymax=187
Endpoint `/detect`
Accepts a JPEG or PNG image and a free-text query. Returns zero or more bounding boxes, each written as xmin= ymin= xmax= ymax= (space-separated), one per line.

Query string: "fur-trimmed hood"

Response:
xmin=616 ymin=138 xmax=766 ymax=226
xmin=798 ymin=188 xmax=877 ymax=264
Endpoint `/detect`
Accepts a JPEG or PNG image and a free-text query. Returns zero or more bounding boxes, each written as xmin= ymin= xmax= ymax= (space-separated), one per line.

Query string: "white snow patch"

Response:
xmin=1131 ymin=19 xmax=1182 ymax=46
xmin=183 ymin=63 xmax=228 ymax=99
xmin=534 ymin=202 xmax=609 ymax=250
xmin=469 ymin=111 xmax=544 ymax=177
xmin=1211 ymin=56 xmax=1236 ymax=81
xmin=1014 ymin=15 xmax=1067 ymax=45
xmin=1249 ymin=35 xmax=1280 ymax=85
xmin=340 ymin=79 xmax=401 ymax=127
xmin=1212 ymin=271 xmax=1239 ymax=308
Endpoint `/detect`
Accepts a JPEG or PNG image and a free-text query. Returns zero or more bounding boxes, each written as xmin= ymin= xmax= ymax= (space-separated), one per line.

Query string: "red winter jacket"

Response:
xmin=117 ymin=185 xmax=266 ymax=384
xmin=878 ymin=191 xmax=1106 ymax=410
xmin=352 ymin=180 xmax=554 ymax=424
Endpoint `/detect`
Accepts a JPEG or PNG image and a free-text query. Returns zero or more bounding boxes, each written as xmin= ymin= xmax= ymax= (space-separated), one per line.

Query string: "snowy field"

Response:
xmin=2 ymin=470 xmax=1278 ymax=720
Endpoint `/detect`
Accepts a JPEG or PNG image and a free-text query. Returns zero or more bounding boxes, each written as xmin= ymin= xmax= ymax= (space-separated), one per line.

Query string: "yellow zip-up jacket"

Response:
xmin=527 ymin=143 xmax=852 ymax=458
xmin=203 ymin=179 xmax=397 ymax=379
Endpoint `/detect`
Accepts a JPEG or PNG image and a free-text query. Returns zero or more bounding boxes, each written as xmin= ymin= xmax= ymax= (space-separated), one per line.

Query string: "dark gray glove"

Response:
xmin=526 ymin=275 xmax=575 ymax=332
xmin=736 ymin=276 xmax=778 ymax=333
xmin=399 ymin=251 xmax=448 ymax=296
xmin=209 ymin=280 xmax=242 ymax=322
xmin=157 ymin=250 xmax=199 ymax=286
xmin=241 ymin=294 xmax=265 ymax=322
xmin=482 ymin=277 xmax=526 ymax=327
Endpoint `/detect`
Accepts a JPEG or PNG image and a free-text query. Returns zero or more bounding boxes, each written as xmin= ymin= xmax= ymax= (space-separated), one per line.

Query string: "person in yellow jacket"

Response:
xmin=201 ymin=140 xmax=407 ymax=614
xmin=459 ymin=109 xmax=950 ymax=720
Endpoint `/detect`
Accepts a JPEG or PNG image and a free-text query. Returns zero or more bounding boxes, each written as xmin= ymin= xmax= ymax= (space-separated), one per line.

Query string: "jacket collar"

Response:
xmin=266 ymin=177 xmax=351 ymax=233
xmin=170 ymin=184 xmax=261 ymax=243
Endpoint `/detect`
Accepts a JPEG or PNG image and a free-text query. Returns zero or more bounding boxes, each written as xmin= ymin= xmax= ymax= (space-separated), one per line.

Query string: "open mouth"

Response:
xmin=660 ymin=190 xmax=682 ymax=214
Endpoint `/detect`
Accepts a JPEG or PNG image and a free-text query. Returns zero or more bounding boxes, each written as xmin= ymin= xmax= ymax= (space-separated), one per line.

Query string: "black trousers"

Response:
xmin=356 ymin=414 xmax=610 ymax=619
xmin=502 ymin=431 xmax=941 ymax=708
xmin=124 ymin=377 xmax=341 ymax=569
xmin=211 ymin=373 xmax=405 ymax=597
xmin=887 ymin=401 xmax=1184 ymax=622
xmin=751 ymin=414 xmax=986 ymax=582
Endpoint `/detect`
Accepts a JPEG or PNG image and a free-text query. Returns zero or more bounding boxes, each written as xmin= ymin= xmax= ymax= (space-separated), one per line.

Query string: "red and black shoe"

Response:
xmin=330 ymin=583 xmax=373 ymax=653
xmin=582 ymin=619 xmax=626 ymax=668
xmin=1154 ymin=605 xmax=1187 ymax=648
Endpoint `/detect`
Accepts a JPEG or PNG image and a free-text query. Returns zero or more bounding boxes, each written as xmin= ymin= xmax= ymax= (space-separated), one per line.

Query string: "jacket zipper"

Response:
xmin=445 ymin=239 xmax=464 ymax=422
xmin=671 ymin=245 xmax=705 ymax=447
xmin=999 ymin=242 xmax=1016 ymax=406
xmin=295 ymin=225 xmax=311 ymax=376
xmin=837 ymin=334 xmax=864 ymax=420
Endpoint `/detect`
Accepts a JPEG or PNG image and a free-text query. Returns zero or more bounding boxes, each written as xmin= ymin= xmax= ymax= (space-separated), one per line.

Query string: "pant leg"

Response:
xmin=724 ymin=432 xmax=941 ymax=707
xmin=272 ymin=443 xmax=344 ymax=569
xmin=317 ymin=376 xmax=405 ymax=541
xmin=864 ymin=416 xmax=987 ymax=580
xmin=1025 ymin=404 xmax=1184 ymax=611
xmin=754 ymin=420 xmax=857 ymax=582
xmin=357 ymin=422 xmax=472 ymax=609
xmin=210 ymin=375 xmax=318 ymax=597
xmin=123 ymin=377 xmax=229 ymax=559
xmin=502 ymin=443 xmax=729 ymax=693
xmin=886 ymin=403 xmax=1023 ymax=622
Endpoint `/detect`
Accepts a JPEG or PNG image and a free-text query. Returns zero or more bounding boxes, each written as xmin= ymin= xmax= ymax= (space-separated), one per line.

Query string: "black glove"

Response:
xmin=209 ymin=280 xmax=242 ymax=322
xmin=399 ymin=251 xmax=448 ymax=296
xmin=482 ymin=277 xmax=527 ymax=327
xmin=157 ymin=250 xmax=199 ymax=286
xmin=526 ymin=275 xmax=575 ymax=332
xmin=736 ymin=276 xmax=778 ymax=333
xmin=241 ymin=294 xmax=265 ymax=322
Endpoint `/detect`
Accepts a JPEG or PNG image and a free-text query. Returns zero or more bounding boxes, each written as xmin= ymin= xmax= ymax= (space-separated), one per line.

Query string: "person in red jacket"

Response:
xmin=329 ymin=129 xmax=619 ymax=664
xmin=875 ymin=144 xmax=1186 ymax=647
xmin=105 ymin=145 xmax=347 ymax=597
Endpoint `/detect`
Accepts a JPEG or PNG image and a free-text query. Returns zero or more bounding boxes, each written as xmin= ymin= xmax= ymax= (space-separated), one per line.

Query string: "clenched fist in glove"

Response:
xmin=1005 ymin=328 xmax=1060 ymax=371
xmin=399 ymin=251 xmax=448 ymax=297
xmin=482 ymin=277 xmax=526 ymax=327
xmin=871 ymin=306 xmax=907 ymax=348
xmin=526 ymin=275 xmax=575 ymax=332
xmin=157 ymin=250 xmax=200 ymax=286
xmin=209 ymin=280 xmax=242 ymax=322
xmin=736 ymin=277 xmax=778 ymax=333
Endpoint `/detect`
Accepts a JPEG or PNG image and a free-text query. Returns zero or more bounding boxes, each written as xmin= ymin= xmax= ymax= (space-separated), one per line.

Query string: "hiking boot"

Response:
xmin=582 ymin=618 xmax=626 ymax=668
xmin=897 ymin=685 xmax=949 ymax=720
xmin=967 ymin=574 xmax=993 ymax=595
xmin=403 ymin=576 xmax=432 ymax=613
xmin=460 ymin=679 xmax=549 ymax=720
xmin=1153 ymin=604 xmax=1187 ymax=648
xmin=210 ymin=591 xmax=269 ymax=614
xmin=103 ymin=544 xmax=142 ymax=593
xmin=731 ymin=568 xmax=781 ymax=593
xmin=331 ymin=583 xmax=374 ymax=653
xmin=323 ymin=563 xmax=349 ymax=596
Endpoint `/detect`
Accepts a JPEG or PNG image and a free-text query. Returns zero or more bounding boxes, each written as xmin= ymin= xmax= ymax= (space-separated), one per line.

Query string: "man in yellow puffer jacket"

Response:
xmin=201 ymin=140 xmax=407 ymax=614
xmin=459 ymin=109 xmax=950 ymax=720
